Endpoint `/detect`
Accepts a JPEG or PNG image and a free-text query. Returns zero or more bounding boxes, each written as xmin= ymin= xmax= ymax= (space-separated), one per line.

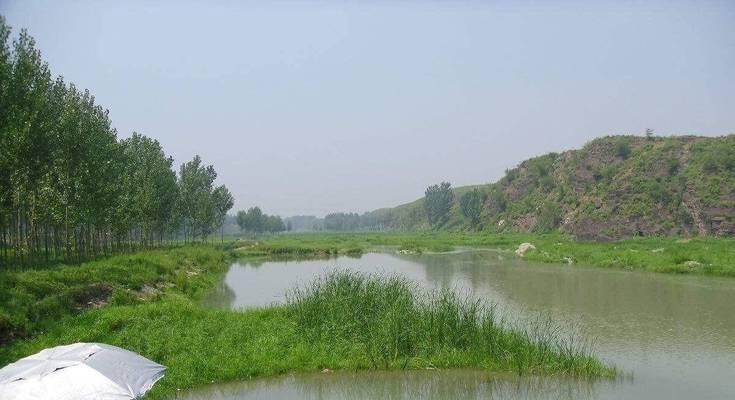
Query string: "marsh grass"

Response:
xmin=287 ymin=270 xmax=612 ymax=376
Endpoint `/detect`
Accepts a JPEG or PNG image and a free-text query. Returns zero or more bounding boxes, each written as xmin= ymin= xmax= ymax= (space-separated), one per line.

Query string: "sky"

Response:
xmin=1 ymin=1 xmax=734 ymax=217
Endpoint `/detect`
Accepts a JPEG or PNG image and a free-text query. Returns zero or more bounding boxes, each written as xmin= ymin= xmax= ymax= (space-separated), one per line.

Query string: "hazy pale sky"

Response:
xmin=2 ymin=1 xmax=733 ymax=216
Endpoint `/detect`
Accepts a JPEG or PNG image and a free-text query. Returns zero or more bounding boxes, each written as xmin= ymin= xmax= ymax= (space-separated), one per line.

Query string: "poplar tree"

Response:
xmin=0 ymin=19 xmax=234 ymax=266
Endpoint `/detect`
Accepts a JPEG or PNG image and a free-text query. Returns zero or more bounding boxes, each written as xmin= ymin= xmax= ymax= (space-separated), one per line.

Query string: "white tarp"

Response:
xmin=0 ymin=342 xmax=166 ymax=400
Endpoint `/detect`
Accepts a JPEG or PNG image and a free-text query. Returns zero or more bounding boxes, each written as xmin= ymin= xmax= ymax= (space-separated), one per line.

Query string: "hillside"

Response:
xmin=361 ymin=135 xmax=735 ymax=239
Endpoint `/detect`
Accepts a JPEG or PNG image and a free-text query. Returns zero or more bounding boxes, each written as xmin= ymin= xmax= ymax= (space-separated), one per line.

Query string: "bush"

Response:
xmin=691 ymin=138 xmax=735 ymax=174
xmin=615 ymin=139 xmax=631 ymax=159
xmin=534 ymin=203 xmax=563 ymax=233
xmin=539 ymin=175 xmax=555 ymax=192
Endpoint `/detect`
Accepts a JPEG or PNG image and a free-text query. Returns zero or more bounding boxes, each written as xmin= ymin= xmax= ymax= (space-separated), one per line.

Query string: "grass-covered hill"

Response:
xmin=362 ymin=135 xmax=735 ymax=239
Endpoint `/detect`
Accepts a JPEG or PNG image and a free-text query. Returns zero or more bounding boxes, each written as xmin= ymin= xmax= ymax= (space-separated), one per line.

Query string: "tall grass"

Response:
xmin=0 ymin=245 xmax=231 ymax=344
xmin=287 ymin=270 xmax=612 ymax=376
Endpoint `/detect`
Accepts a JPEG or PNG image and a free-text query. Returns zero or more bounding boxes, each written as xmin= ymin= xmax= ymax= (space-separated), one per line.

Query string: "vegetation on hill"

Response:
xmin=325 ymin=135 xmax=734 ymax=239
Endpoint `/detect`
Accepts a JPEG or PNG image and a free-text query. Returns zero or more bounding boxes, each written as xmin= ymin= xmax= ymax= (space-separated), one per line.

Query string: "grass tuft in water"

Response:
xmin=287 ymin=270 xmax=613 ymax=376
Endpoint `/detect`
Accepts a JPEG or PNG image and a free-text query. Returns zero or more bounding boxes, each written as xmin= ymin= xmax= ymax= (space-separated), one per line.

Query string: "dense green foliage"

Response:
xmin=236 ymin=206 xmax=286 ymax=233
xmin=115 ymin=133 xmax=179 ymax=245
xmin=324 ymin=212 xmax=362 ymax=231
xmin=178 ymin=157 xmax=233 ymax=240
xmin=0 ymin=246 xmax=613 ymax=399
xmin=0 ymin=19 xmax=233 ymax=266
xmin=460 ymin=188 xmax=485 ymax=227
xmin=424 ymin=182 xmax=454 ymax=228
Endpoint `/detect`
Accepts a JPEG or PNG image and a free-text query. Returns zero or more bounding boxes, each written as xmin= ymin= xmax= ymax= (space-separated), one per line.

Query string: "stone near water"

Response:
xmin=515 ymin=243 xmax=536 ymax=257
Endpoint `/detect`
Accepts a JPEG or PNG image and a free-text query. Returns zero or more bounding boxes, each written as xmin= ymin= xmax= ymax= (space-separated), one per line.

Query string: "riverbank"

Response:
xmin=0 ymin=244 xmax=613 ymax=399
xmin=0 ymin=244 xmax=234 ymax=344
xmin=236 ymin=232 xmax=735 ymax=276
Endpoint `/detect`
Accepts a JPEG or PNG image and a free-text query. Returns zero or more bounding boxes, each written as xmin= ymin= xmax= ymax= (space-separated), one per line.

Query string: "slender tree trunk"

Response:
xmin=65 ymin=207 xmax=70 ymax=263
xmin=44 ymin=224 xmax=49 ymax=263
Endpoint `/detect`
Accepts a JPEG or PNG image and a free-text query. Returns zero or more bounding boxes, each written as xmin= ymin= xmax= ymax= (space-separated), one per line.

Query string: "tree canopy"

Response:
xmin=236 ymin=207 xmax=285 ymax=233
xmin=324 ymin=212 xmax=361 ymax=231
xmin=460 ymin=188 xmax=484 ymax=227
xmin=424 ymin=182 xmax=454 ymax=228
xmin=0 ymin=18 xmax=234 ymax=266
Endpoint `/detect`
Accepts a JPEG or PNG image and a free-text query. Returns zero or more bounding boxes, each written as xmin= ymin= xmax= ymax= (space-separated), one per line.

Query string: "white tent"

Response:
xmin=0 ymin=342 xmax=166 ymax=400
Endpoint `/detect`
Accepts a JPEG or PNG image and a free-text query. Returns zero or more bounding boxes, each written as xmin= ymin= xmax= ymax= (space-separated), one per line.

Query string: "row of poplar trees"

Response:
xmin=0 ymin=17 xmax=234 ymax=267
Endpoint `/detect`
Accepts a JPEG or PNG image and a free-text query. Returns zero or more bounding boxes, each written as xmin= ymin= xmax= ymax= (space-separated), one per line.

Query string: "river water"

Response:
xmin=184 ymin=250 xmax=735 ymax=399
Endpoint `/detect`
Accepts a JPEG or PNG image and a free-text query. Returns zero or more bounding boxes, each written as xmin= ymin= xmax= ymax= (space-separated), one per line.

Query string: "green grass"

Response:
xmin=288 ymin=270 xmax=609 ymax=376
xmin=232 ymin=236 xmax=363 ymax=258
xmin=237 ymin=232 xmax=735 ymax=276
xmin=0 ymin=244 xmax=233 ymax=344
xmin=0 ymin=243 xmax=615 ymax=399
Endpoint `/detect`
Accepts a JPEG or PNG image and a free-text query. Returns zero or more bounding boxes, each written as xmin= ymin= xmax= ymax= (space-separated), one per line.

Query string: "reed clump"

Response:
xmin=287 ymin=270 xmax=613 ymax=376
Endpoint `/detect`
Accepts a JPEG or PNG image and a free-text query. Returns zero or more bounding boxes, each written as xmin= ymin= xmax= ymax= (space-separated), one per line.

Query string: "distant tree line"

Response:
xmin=236 ymin=207 xmax=286 ymax=233
xmin=283 ymin=215 xmax=323 ymax=232
xmin=280 ymin=211 xmax=393 ymax=233
xmin=0 ymin=18 xmax=234 ymax=267
xmin=293 ymin=182 xmax=485 ymax=232
xmin=308 ymin=211 xmax=393 ymax=232
xmin=324 ymin=212 xmax=361 ymax=231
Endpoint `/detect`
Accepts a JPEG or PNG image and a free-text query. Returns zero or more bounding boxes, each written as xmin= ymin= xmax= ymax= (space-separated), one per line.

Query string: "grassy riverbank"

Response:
xmin=0 ymin=243 xmax=613 ymax=399
xmin=0 ymin=245 xmax=233 ymax=344
xmin=238 ymin=232 xmax=735 ymax=276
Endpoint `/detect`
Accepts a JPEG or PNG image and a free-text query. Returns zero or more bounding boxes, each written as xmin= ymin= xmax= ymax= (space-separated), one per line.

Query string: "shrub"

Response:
xmin=534 ymin=202 xmax=563 ymax=233
xmin=539 ymin=175 xmax=555 ymax=192
xmin=615 ymin=139 xmax=631 ymax=159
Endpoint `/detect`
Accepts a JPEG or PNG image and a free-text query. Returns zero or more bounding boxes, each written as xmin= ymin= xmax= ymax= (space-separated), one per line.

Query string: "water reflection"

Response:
xmin=204 ymin=281 xmax=237 ymax=309
xmin=178 ymin=370 xmax=616 ymax=400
